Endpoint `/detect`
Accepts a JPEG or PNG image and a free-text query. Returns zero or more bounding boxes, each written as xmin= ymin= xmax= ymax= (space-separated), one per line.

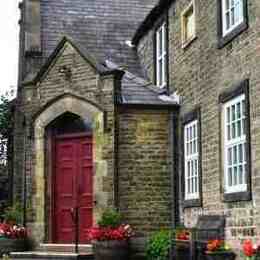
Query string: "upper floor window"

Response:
xmin=181 ymin=1 xmax=196 ymax=48
xmin=223 ymin=94 xmax=247 ymax=193
xmin=155 ymin=22 xmax=167 ymax=88
xmin=222 ymin=0 xmax=244 ymax=36
xmin=217 ymin=0 xmax=248 ymax=48
xmin=220 ymin=79 xmax=251 ymax=201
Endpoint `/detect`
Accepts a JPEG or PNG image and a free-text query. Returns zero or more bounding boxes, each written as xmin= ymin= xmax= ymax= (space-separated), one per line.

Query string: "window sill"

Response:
xmin=218 ymin=21 xmax=248 ymax=49
xmin=183 ymin=198 xmax=202 ymax=208
xmin=223 ymin=190 xmax=251 ymax=202
xmin=182 ymin=35 xmax=197 ymax=50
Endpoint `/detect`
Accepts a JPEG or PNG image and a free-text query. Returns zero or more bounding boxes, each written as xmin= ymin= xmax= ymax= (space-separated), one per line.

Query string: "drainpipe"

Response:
xmin=170 ymin=109 xmax=180 ymax=228
xmin=113 ymin=71 xmax=124 ymax=211
xmin=23 ymin=117 xmax=27 ymax=227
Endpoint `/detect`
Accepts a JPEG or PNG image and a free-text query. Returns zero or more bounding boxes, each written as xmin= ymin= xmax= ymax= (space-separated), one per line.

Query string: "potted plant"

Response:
xmin=0 ymin=222 xmax=28 ymax=256
xmin=242 ymin=239 xmax=259 ymax=260
xmin=1 ymin=203 xmax=23 ymax=226
xmin=146 ymin=230 xmax=172 ymax=260
xmin=205 ymin=239 xmax=235 ymax=260
xmin=173 ymin=228 xmax=191 ymax=260
xmin=87 ymin=209 xmax=133 ymax=260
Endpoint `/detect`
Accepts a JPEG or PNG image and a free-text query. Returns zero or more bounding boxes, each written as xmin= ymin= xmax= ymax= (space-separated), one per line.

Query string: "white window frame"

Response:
xmin=222 ymin=0 xmax=244 ymax=36
xmin=223 ymin=94 xmax=247 ymax=194
xmin=181 ymin=0 xmax=196 ymax=48
xmin=156 ymin=22 xmax=167 ymax=88
xmin=184 ymin=119 xmax=199 ymax=200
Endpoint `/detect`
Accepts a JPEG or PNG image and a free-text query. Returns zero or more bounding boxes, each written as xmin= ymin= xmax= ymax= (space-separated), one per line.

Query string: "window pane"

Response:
xmin=188 ymin=161 xmax=191 ymax=177
xmin=232 ymin=122 xmax=236 ymax=138
xmin=228 ymin=148 xmax=232 ymax=166
xmin=228 ymin=125 xmax=231 ymax=140
xmin=158 ymin=59 xmax=162 ymax=85
xmin=237 ymin=120 xmax=241 ymax=137
xmin=239 ymin=165 xmax=243 ymax=184
xmin=163 ymin=25 xmax=167 ymax=52
xmin=227 ymin=107 xmax=231 ymax=123
xmin=231 ymin=7 xmax=235 ymax=25
xmin=239 ymin=143 xmax=243 ymax=163
xmin=232 ymin=104 xmax=236 ymax=121
xmin=234 ymin=166 xmax=238 ymax=185
xmin=158 ymin=30 xmax=162 ymax=55
xmin=228 ymin=168 xmax=232 ymax=186
xmin=225 ymin=0 xmax=230 ymax=10
xmin=242 ymin=118 xmax=246 ymax=135
xmin=243 ymin=143 xmax=246 ymax=162
xmin=242 ymin=99 xmax=246 ymax=116
xmin=233 ymin=145 xmax=237 ymax=164
xmin=234 ymin=3 xmax=239 ymax=23
xmin=226 ymin=12 xmax=230 ymax=30
xmin=237 ymin=102 xmax=241 ymax=119
xmin=243 ymin=164 xmax=246 ymax=184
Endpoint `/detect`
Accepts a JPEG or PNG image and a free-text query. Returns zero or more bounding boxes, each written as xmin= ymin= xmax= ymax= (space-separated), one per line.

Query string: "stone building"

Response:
xmin=133 ymin=0 xmax=260 ymax=251
xmin=12 ymin=0 xmax=260 ymax=255
xmin=13 ymin=0 xmax=178 ymax=248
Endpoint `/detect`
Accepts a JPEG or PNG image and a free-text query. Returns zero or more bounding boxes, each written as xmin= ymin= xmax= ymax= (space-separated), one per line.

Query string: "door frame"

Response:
xmin=45 ymin=130 xmax=92 ymax=243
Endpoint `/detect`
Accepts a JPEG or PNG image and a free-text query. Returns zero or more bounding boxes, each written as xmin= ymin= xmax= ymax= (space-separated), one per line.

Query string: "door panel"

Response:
xmin=54 ymin=135 xmax=93 ymax=243
xmin=78 ymin=138 xmax=93 ymax=242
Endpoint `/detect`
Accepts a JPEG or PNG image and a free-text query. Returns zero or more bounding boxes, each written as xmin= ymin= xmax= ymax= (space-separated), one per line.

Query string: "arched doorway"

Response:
xmin=46 ymin=112 xmax=93 ymax=243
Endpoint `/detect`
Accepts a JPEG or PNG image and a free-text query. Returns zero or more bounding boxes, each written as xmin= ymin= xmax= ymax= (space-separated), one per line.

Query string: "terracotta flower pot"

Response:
xmin=205 ymin=251 xmax=236 ymax=260
xmin=93 ymin=240 xmax=129 ymax=260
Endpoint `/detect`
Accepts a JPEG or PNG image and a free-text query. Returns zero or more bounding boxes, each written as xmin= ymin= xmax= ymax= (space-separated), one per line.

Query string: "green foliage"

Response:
xmin=146 ymin=230 xmax=173 ymax=260
xmin=97 ymin=208 xmax=122 ymax=228
xmin=0 ymin=89 xmax=14 ymax=163
xmin=2 ymin=202 xmax=23 ymax=224
xmin=0 ymin=91 xmax=13 ymax=139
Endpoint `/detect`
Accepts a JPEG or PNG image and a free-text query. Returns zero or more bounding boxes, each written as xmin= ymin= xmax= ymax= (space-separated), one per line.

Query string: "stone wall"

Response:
xmin=136 ymin=0 xmax=260 ymax=251
xmin=118 ymin=108 xmax=173 ymax=236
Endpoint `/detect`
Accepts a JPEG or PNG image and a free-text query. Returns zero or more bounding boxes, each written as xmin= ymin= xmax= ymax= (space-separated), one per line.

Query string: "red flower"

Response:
xmin=86 ymin=224 xmax=133 ymax=241
xmin=176 ymin=230 xmax=190 ymax=241
xmin=0 ymin=223 xmax=27 ymax=239
xmin=243 ymin=240 xmax=255 ymax=257
xmin=206 ymin=239 xmax=223 ymax=252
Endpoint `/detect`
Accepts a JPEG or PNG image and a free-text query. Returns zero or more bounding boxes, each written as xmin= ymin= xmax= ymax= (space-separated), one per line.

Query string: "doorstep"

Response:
xmin=38 ymin=243 xmax=93 ymax=254
xmin=10 ymin=251 xmax=93 ymax=260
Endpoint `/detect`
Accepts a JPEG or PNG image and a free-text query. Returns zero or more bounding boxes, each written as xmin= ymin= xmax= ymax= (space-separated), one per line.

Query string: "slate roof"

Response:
xmin=105 ymin=61 xmax=178 ymax=106
xmin=40 ymin=0 xmax=159 ymax=77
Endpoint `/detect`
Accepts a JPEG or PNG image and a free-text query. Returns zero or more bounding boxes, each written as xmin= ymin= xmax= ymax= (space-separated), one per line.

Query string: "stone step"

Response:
xmin=38 ymin=244 xmax=93 ymax=254
xmin=10 ymin=251 xmax=94 ymax=260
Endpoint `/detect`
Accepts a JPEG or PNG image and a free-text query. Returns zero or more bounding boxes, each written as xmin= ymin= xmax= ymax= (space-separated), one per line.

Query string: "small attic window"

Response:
xmin=181 ymin=0 xmax=196 ymax=48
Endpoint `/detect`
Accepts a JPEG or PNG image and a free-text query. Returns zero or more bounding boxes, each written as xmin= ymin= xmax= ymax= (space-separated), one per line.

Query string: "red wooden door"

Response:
xmin=54 ymin=134 xmax=93 ymax=243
